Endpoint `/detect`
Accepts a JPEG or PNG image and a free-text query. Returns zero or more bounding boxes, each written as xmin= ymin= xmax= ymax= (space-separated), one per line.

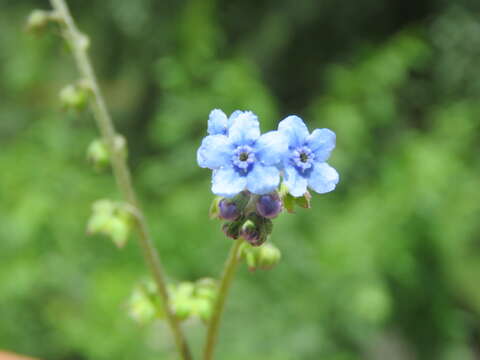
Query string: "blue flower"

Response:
xmin=207 ymin=109 xmax=249 ymax=136
xmin=278 ymin=115 xmax=339 ymax=197
xmin=198 ymin=111 xmax=287 ymax=198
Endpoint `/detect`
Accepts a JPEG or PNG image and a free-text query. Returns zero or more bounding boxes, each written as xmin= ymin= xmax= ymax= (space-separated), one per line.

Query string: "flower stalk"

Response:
xmin=203 ymin=239 xmax=243 ymax=360
xmin=48 ymin=1 xmax=192 ymax=359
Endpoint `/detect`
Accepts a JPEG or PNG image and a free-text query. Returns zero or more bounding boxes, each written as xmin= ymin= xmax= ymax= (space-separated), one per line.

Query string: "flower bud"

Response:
xmin=240 ymin=219 xmax=258 ymax=241
xmin=218 ymin=199 xmax=240 ymax=220
xmin=59 ymin=83 xmax=89 ymax=110
xmin=256 ymin=193 xmax=282 ymax=219
xmin=195 ymin=298 xmax=213 ymax=322
xmin=172 ymin=298 xmax=194 ymax=321
xmin=240 ymin=219 xmax=267 ymax=246
xmin=245 ymin=251 xmax=258 ymax=272
xmin=127 ymin=281 xmax=164 ymax=324
xmin=258 ymin=243 xmax=282 ymax=270
xmin=128 ymin=287 xmax=157 ymax=324
xmin=222 ymin=221 xmax=241 ymax=239
xmin=194 ymin=279 xmax=217 ymax=322
xmin=239 ymin=241 xmax=281 ymax=271
xmin=195 ymin=278 xmax=218 ymax=302
xmin=87 ymin=138 xmax=109 ymax=170
xmin=170 ymin=282 xmax=195 ymax=321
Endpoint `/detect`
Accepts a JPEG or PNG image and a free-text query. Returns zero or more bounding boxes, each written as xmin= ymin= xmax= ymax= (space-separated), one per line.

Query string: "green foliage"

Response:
xmin=1 ymin=1 xmax=480 ymax=360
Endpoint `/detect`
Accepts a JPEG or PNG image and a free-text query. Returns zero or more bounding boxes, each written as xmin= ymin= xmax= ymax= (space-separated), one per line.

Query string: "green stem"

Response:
xmin=203 ymin=239 xmax=243 ymax=360
xmin=48 ymin=1 xmax=192 ymax=359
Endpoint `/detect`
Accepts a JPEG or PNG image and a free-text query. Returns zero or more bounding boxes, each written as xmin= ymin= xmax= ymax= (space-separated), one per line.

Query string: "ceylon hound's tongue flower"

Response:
xmin=277 ymin=115 xmax=339 ymax=197
xmin=197 ymin=110 xmax=287 ymax=198
xmin=207 ymin=109 xmax=248 ymax=136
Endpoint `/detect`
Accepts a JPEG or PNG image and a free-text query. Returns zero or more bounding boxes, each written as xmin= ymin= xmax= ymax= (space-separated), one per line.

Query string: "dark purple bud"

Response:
xmin=218 ymin=199 xmax=240 ymax=221
xmin=222 ymin=222 xmax=240 ymax=239
xmin=240 ymin=220 xmax=266 ymax=246
xmin=256 ymin=193 xmax=283 ymax=219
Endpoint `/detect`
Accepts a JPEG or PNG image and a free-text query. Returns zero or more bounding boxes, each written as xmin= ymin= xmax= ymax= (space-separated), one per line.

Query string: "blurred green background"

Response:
xmin=2 ymin=0 xmax=480 ymax=359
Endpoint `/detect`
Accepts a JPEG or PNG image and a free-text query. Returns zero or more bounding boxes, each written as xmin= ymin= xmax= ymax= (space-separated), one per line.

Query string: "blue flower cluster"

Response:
xmin=197 ymin=109 xmax=339 ymax=198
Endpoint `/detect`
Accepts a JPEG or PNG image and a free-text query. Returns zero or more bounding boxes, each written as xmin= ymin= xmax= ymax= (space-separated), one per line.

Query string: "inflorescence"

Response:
xmin=198 ymin=109 xmax=339 ymax=257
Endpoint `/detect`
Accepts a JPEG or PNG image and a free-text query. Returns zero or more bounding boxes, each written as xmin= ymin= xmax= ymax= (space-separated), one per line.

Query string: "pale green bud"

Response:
xmin=258 ymin=243 xmax=282 ymax=270
xmin=172 ymin=298 xmax=194 ymax=321
xmin=87 ymin=138 xmax=109 ymax=170
xmin=239 ymin=241 xmax=281 ymax=271
xmin=127 ymin=283 xmax=162 ymax=324
xmin=169 ymin=282 xmax=195 ymax=321
xmin=176 ymin=282 xmax=195 ymax=298
xmin=59 ymin=83 xmax=89 ymax=110
xmin=195 ymin=278 xmax=218 ymax=302
xmin=194 ymin=297 xmax=213 ymax=322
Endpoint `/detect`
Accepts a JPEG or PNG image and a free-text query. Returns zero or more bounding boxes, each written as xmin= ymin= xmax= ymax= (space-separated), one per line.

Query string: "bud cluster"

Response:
xmin=239 ymin=242 xmax=282 ymax=271
xmin=212 ymin=191 xmax=279 ymax=248
xmin=127 ymin=278 xmax=219 ymax=324
xmin=127 ymin=280 xmax=164 ymax=324
xmin=211 ymin=187 xmax=314 ymax=270
xmin=169 ymin=278 xmax=218 ymax=322
xmin=86 ymin=199 xmax=134 ymax=248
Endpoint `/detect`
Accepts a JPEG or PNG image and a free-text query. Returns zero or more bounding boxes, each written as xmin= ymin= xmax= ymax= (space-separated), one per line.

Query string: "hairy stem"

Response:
xmin=203 ymin=239 xmax=243 ymax=360
xmin=48 ymin=1 xmax=192 ymax=359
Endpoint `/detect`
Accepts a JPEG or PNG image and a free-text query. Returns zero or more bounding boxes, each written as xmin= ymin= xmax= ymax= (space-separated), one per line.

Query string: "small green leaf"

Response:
xmin=295 ymin=191 xmax=312 ymax=209
xmin=283 ymin=193 xmax=296 ymax=213
xmin=209 ymin=196 xmax=222 ymax=219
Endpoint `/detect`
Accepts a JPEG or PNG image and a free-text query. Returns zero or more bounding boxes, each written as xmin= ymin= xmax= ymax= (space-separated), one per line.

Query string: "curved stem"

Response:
xmin=203 ymin=239 xmax=243 ymax=360
xmin=48 ymin=1 xmax=192 ymax=359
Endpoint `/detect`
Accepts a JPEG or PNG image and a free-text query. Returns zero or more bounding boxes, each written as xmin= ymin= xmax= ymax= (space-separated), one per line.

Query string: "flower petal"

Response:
xmin=283 ymin=164 xmax=308 ymax=197
xmin=246 ymin=164 xmax=280 ymax=195
xmin=197 ymin=135 xmax=232 ymax=169
xmin=308 ymin=162 xmax=339 ymax=194
xmin=211 ymin=166 xmax=247 ymax=198
xmin=306 ymin=128 xmax=336 ymax=162
xmin=228 ymin=110 xmax=244 ymax=127
xmin=278 ymin=115 xmax=309 ymax=148
xmin=208 ymin=109 xmax=228 ymax=135
xmin=228 ymin=111 xmax=260 ymax=145
xmin=255 ymin=131 xmax=288 ymax=166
